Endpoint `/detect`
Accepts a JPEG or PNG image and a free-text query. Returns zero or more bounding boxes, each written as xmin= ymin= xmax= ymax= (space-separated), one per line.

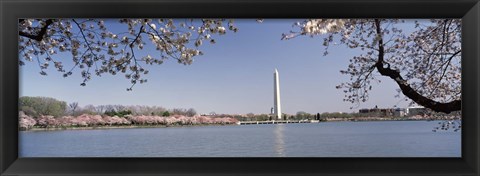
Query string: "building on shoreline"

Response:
xmin=406 ymin=106 xmax=427 ymax=116
xmin=358 ymin=106 xmax=394 ymax=116
xmin=359 ymin=106 xmax=426 ymax=117
xmin=393 ymin=108 xmax=406 ymax=117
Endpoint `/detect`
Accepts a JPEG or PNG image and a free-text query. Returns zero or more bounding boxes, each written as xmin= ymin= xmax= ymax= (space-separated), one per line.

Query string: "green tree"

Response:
xmin=104 ymin=109 xmax=132 ymax=117
xmin=162 ymin=111 xmax=170 ymax=117
xmin=296 ymin=111 xmax=311 ymax=120
xmin=19 ymin=96 xmax=67 ymax=117
xmin=104 ymin=109 xmax=117 ymax=117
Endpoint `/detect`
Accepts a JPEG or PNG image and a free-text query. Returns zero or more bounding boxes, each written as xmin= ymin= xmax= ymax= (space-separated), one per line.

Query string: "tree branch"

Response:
xmin=19 ymin=19 xmax=54 ymax=41
xmin=72 ymin=19 xmax=98 ymax=60
xmin=373 ymin=19 xmax=461 ymax=114
xmin=428 ymin=50 xmax=461 ymax=96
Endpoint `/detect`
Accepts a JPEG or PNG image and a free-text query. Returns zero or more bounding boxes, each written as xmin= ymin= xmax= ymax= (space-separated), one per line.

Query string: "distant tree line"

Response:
xmin=233 ymin=113 xmax=271 ymax=121
xmin=19 ymin=96 xmax=456 ymax=124
xmin=19 ymin=96 xmax=197 ymax=118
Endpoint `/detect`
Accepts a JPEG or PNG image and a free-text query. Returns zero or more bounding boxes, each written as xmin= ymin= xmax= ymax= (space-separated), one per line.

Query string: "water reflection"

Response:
xmin=274 ymin=124 xmax=285 ymax=157
xmin=19 ymin=121 xmax=460 ymax=157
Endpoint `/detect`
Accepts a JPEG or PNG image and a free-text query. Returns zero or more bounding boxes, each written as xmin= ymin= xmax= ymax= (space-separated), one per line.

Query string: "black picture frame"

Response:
xmin=1 ymin=0 xmax=479 ymax=175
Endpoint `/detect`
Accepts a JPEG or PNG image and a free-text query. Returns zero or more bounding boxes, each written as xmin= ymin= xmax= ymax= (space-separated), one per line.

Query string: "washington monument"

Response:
xmin=274 ymin=68 xmax=282 ymax=119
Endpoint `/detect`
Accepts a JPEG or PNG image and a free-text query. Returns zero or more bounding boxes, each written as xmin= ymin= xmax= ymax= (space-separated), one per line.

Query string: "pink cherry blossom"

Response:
xmin=19 ymin=111 xmax=239 ymax=130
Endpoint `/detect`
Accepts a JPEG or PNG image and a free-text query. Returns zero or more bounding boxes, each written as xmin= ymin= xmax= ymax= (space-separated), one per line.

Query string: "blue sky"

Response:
xmin=20 ymin=19 xmax=419 ymax=115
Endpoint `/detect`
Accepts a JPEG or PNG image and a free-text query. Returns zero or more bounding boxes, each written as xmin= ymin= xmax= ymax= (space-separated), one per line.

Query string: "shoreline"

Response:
xmin=19 ymin=113 xmax=240 ymax=131
xmin=21 ymin=118 xmax=456 ymax=131
xmin=24 ymin=123 xmax=236 ymax=132
xmin=322 ymin=118 xmax=451 ymax=122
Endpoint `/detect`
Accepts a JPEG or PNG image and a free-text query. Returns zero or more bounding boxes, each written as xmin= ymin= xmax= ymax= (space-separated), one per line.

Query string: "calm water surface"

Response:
xmin=19 ymin=121 xmax=461 ymax=157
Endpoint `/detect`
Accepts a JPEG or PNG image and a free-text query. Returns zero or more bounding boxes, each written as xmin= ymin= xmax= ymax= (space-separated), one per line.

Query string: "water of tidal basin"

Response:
xmin=19 ymin=120 xmax=460 ymax=157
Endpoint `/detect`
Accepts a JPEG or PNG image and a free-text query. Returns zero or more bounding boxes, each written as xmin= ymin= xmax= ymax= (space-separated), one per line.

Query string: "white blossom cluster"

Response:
xmin=302 ymin=19 xmax=346 ymax=35
xmin=19 ymin=19 xmax=238 ymax=90
xmin=284 ymin=19 xmax=461 ymax=112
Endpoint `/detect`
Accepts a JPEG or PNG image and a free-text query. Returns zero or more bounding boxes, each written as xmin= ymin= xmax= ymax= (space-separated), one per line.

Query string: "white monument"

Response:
xmin=274 ymin=68 xmax=282 ymax=119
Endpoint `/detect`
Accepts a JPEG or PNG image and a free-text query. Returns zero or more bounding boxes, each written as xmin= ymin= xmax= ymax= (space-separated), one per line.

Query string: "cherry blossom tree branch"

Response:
xmin=19 ymin=19 xmax=238 ymax=90
xmin=373 ymin=19 xmax=461 ymax=114
xmin=427 ymin=50 xmax=461 ymax=96
xmin=72 ymin=19 xmax=97 ymax=58
xmin=19 ymin=19 xmax=54 ymax=41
